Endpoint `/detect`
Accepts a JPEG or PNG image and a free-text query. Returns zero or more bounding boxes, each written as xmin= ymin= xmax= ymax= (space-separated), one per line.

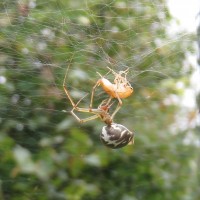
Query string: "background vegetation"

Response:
xmin=0 ymin=0 xmax=199 ymax=199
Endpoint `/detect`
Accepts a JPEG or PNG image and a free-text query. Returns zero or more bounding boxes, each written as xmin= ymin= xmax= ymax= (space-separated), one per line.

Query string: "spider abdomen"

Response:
xmin=100 ymin=123 xmax=134 ymax=149
xmin=99 ymin=78 xmax=133 ymax=99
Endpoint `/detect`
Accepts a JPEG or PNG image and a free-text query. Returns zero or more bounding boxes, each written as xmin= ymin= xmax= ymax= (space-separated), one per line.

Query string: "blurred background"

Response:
xmin=0 ymin=0 xmax=199 ymax=199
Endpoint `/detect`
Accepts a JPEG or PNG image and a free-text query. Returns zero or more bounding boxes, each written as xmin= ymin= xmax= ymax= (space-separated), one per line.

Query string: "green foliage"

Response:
xmin=0 ymin=0 xmax=198 ymax=199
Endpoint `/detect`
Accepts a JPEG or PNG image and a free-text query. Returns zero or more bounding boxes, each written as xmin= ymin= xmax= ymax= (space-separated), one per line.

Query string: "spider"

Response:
xmin=63 ymin=65 xmax=134 ymax=149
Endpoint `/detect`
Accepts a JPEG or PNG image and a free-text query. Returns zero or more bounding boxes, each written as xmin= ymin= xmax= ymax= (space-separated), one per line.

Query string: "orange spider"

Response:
xmin=90 ymin=67 xmax=133 ymax=118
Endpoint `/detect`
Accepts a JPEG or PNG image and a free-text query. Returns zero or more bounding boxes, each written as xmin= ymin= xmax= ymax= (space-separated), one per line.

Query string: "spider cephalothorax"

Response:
xmin=101 ymin=123 xmax=134 ymax=149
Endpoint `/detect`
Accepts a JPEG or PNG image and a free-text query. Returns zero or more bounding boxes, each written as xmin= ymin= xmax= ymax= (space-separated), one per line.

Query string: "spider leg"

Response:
xmin=63 ymin=60 xmax=107 ymax=123
xmin=111 ymin=92 xmax=122 ymax=119
xmin=90 ymin=69 xmax=112 ymax=109
xmin=64 ymin=91 xmax=100 ymax=123
xmin=71 ymin=106 xmax=104 ymax=123
xmin=111 ymin=102 xmax=121 ymax=119
xmin=99 ymin=97 xmax=113 ymax=108
xmin=105 ymin=96 xmax=113 ymax=105
xmin=70 ymin=108 xmax=99 ymax=123
xmin=89 ymin=79 xmax=101 ymax=110
xmin=63 ymin=55 xmax=78 ymax=109
xmin=107 ymin=67 xmax=117 ymax=76
xmin=63 ymin=58 xmax=90 ymax=111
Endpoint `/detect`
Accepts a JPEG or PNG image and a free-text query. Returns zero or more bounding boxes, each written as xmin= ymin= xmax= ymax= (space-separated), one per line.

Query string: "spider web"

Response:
xmin=0 ymin=0 xmax=199 ymax=199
